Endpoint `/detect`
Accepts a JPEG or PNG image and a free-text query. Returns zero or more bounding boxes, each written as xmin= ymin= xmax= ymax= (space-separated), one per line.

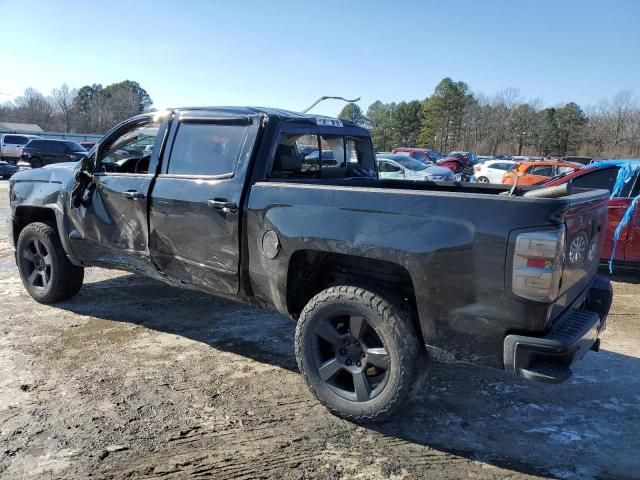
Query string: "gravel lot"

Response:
xmin=0 ymin=180 xmax=639 ymax=479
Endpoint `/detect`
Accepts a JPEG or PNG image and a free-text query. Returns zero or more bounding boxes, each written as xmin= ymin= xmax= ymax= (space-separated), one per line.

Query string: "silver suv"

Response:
xmin=0 ymin=134 xmax=43 ymax=161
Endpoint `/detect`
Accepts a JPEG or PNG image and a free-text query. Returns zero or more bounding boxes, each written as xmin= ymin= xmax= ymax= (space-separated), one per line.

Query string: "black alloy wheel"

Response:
xmin=312 ymin=312 xmax=390 ymax=402
xmin=295 ymin=286 xmax=424 ymax=421
xmin=16 ymin=222 xmax=84 ymax=303
xmin=20 ymin=237 xmax=53 ymax=290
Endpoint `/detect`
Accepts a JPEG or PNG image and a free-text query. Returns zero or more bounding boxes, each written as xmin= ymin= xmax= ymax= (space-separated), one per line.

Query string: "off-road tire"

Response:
xmin=295 ymin=285 xmax=424 ymax=421
xmin=16 ymin=222 xmax=84 ymax=303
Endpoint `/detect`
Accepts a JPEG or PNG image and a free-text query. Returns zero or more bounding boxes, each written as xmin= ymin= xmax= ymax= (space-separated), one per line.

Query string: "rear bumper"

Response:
xmin=503 ymin=275 xmax=612 ymax=383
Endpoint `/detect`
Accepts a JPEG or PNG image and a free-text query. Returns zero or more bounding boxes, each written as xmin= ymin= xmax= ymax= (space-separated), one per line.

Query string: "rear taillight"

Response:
xmin=474 ymin=166 xmax=481 ymax=172
xmin=511 ymin=227 xmax=565 ymax=302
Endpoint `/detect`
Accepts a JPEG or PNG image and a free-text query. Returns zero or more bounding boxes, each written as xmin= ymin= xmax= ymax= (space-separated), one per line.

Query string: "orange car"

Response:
xmin=502 ymin=161 xmax=581 ymax=185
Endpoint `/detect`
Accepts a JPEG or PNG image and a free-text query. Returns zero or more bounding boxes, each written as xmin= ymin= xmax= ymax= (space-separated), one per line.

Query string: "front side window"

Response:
xmin=378 ymin=161 xmax=401 ymax=173
xmin=99 ymin=122 xmax=161 ymax=173
xmin=167 ymin=123 xmax=247 ymax=176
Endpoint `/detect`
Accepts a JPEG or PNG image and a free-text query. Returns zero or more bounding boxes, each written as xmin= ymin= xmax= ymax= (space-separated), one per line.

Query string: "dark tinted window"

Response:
xmin=572 ymin=167 xmax=620 ymax=194
xmin=528 ymin=165 xmax=554 ymax=176
xmin=64 ymin=141 xmax=85 ymax=152
xmin=378 ymin=161 xmax=401 ymax=173
xmin=48 ymin=141 xmax=66 ymax=153
xmin=26 ymin=140 xmax=44 ymax=148
xmin=4 ymin=135 xmax=29 ymax=144
xmin=167 ymin=123 xmax=247 ymax=176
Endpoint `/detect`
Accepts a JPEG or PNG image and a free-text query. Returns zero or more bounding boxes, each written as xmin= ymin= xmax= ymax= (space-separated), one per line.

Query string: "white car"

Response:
xmin=377 ymin=154 xmax=455 ymax=181
xmin=473 ymin=160 xmax=516 ymax=183
xmin=0 ymin=133 xmax=43 ymax=161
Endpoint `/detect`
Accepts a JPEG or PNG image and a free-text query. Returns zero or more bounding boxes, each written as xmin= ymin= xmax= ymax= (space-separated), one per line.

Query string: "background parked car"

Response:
xmin=0 ymin=134 xmax=43 ymax=162
xmin=0 ymin=159 xmax=19 ymax=179
xmin=542 ymin=160 xmax=640 ymax=265
xmin=502 ymin=160 xmax=580 ymax=185
xmin=474 ymin=159 xmax=516 ymax=183
xmin=391 ymin=147 xmax=443 ymax=163
xmin=79 ymin=141 xmax=96 ymax=151
xmin=436 ymin=151 xmax=477 ymax=180
xmin=20 ymin=139 xmax=87 ymax=168
xmin=377 ymin=153 xmax=454 ymax=181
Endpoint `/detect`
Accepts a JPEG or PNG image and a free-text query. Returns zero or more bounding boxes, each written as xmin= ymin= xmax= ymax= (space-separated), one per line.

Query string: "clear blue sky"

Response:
xmin=1 ymin=0 xmax=639 ymax=116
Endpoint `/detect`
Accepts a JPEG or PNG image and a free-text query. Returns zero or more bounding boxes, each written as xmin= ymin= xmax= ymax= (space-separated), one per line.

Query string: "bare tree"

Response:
xmin=13 ymin=87 xmax=55 ymax=130
xmin=52 ymin=84 xmax=77 ymax=133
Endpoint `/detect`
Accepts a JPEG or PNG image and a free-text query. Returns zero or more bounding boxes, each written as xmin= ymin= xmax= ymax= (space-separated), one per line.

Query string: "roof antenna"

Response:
xmin=301 ymin=96 xmax=360 ymax=114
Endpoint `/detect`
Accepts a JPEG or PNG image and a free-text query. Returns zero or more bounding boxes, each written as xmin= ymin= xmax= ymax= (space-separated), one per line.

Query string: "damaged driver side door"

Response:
xmin=68 ymin=114 xmax=170 ymax=273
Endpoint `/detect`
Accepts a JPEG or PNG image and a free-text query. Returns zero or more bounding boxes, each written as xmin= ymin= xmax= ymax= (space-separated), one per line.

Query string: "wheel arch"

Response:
xmin=285 ymin=250 xmax=423 ymax=344
xmin=12 ymin=205 xmax=80 ymax=265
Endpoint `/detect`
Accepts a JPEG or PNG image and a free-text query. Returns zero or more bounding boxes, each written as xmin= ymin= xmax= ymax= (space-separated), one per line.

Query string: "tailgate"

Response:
xmin=551 ymin=188 xmax=609 ymax=318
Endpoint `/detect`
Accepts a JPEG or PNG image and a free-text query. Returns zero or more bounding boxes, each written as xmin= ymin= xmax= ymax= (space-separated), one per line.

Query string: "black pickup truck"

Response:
xmin=8 ymin=107 xmax=612 ymax=420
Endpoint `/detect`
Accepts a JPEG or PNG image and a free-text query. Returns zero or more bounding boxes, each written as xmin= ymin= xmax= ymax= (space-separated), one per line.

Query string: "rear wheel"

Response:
xmin=30 ymin=157 xmax=42 ymax=168
xmin=16 ymin=222 xmax=84 ymax=303
xmin=295 ymin=286 xmax=424 ymax=421
xmin=476 ymin=176 xmax=490 ymax=183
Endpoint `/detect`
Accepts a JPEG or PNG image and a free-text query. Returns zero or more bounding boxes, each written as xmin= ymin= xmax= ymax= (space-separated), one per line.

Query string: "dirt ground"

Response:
xmin=1 ymin=181 xmax=639 ymax=480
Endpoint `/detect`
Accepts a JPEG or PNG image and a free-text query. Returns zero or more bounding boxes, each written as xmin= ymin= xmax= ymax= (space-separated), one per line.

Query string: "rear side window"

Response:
xmin=167 ymin=123 xmax=247 ymax=176
xmin=527 ymin=165 xmax=554 ymax=176
xmin=27 ymin=140 xmax=44 ymax=148
xmin=4 ymin=135 xmax=28 ymax=144
xmin=48 ymin=141 xmax=66 ymax=153
xmin=572 ymin=168 xmax=620 ymax=195
xmin=497 ymin=163 xmax=513 ymax=170
xmin=270 ymin=133 xmax=375 ymax=180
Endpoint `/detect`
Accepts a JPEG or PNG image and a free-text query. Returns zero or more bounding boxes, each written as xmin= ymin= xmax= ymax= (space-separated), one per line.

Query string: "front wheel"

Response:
xmin=16 ymin=222 xmax=84 ymax=303
xmin=295 ymin=286 xmax=424 ymax=421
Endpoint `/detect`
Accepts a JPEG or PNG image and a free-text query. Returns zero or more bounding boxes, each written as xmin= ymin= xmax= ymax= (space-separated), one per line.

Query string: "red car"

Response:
xmin=391 ymin=147 xmax=441 ymax=163
xmin=436 ymin=152 xmax=477 ymax=180
xmin=542 ymin=162 xmax=640 ymax=265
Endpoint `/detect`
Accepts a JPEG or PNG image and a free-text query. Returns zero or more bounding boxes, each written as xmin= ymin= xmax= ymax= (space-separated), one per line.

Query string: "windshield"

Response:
xmin=396 ymin=157 xmax=428 ymax=171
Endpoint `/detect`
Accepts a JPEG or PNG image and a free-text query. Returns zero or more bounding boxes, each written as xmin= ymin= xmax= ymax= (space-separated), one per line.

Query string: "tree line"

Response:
xmin=0 ymin=81 xmax=152 ymax=134
xmin=339 ymin=78 xmax=640 ymax=158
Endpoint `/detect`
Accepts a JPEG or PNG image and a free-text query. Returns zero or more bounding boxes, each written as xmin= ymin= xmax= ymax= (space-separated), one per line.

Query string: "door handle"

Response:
xmin=207 ymin=199 xmax=237 ymax=213
xmin=123 ymin=190 xmax=145 ymax=199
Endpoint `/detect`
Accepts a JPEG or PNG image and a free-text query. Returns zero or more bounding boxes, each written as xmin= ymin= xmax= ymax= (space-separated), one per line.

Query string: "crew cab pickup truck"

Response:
xmin=8 ymin=107 xmax=612 ymax=421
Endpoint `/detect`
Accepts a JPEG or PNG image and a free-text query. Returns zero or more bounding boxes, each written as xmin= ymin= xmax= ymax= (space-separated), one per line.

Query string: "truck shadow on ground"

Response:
xmin=56 ymin=273 xmax=640 ymax=480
